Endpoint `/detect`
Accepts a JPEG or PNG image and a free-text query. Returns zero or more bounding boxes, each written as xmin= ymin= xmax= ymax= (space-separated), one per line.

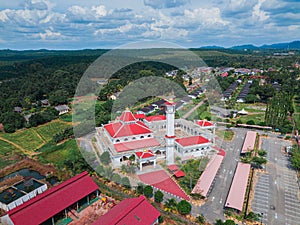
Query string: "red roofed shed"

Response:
xmin=5 ymin=171 xmax=99 ymax=225
xmin=93 ymin=196 xmax=160 ymax=225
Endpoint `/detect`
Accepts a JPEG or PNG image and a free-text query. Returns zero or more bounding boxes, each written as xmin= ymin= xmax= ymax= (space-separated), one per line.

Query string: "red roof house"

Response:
xmin=93 ymin=196 xmax=160 ymax=225
xmin=4 ymin=171 xmax=99 ymax=225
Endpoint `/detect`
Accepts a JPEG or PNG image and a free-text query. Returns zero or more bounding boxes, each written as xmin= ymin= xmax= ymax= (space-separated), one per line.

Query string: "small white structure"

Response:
xmin=54 ymin=105 xmax=69 ymax=115
xmin=238 ymin=108 xmax=248 ymax=115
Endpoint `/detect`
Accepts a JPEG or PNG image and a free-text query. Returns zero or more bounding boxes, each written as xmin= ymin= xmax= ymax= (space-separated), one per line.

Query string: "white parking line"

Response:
xmin=253 ymin=199 xmax=269 ymax=205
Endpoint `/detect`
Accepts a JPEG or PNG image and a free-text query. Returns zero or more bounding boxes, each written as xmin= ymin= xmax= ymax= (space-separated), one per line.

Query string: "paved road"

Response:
xmin=193 ymin=128 xmax=247 ymax=222
xmin=252 ymin=137 xmax=300 ymax=225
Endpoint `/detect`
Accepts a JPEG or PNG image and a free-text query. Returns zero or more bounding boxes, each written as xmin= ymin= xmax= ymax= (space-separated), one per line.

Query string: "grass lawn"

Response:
xmin=0 ymin=140 xmax=21 ymax=169
xmin=216 ymin=129 xmax=235 ymax=141
xmin=37 ymin=139 xmax=79 ymax=167
xmin=0 ymin=129 xmax=44 ymax=152
xmin=60 ymin=114 xmax=73 ymax=122
xmin=34 ymin=121 xmax=71 ymax=142
xmin=233 ymin=113 xmax=265 ymax=125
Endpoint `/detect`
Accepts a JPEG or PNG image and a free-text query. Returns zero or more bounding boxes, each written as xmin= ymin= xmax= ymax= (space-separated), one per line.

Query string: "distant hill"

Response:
xmin=199 ymin=45 xmax=225 ymax=49
xmin=198 ymin=40 xmax=300 ymax=50
xmin=260 ymin=41 xmax=300 ymax=49
xmin=231 ymin=44 xmax=259 ymax=50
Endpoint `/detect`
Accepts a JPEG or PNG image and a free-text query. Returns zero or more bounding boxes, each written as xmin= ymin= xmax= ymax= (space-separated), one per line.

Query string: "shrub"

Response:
xmin=154 ymin=190 xmax=164 ymax=203
xmin=143 ymin=185 xmax=153 ymax=198
xmin=177 ymin=200 xmax=191 ymax=215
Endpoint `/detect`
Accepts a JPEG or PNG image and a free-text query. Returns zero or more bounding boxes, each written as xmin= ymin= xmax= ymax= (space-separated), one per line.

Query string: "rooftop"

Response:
xmin=241 ymin=131 xmax=257 ymax=154
xmin=175 ymin=135 xmax=210 ymax=147
xmin=191 ymin=154 xmax=224 ymax=197
xmin=114 ymin=138 xmax=160 ymax=152
xmin=104 ymin=121 xmax=152 ymax=138
xmin=119 ymin=110 xmax=136 ymax=123
xmin=93 ymin=196 xmax=160 ymax=225
xmin=225 ymin=162 xmax=251 ymax=211
xmin=135 ymin=150 xmax=155 ymax=159
xmin=7 ymin=171 xmax=98 ymax=225
xmin=145 ymin=115 xmax=166 ymax=122
xmin=196 ymin=120 xmax=214 ymax=127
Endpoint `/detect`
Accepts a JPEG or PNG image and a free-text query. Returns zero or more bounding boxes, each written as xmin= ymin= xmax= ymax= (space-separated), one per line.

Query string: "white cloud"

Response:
xmin=35 ymin=27 xmax=64 ymax=40
xmin=252 ymin=0 xmax=269 ymax=21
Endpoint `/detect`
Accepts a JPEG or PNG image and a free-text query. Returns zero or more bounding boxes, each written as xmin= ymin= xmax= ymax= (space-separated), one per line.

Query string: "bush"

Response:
xmin=158 ymin=216 xmax=164 ymax=223
xmin=121 ymin=177 xmax=131 ymax=189
xmin=154 ymin=190 xmax=164 ymax=203
xmin=143 ymin=185 xmax=153 ymax=198
xmin=100 ymin=151 xmax=111 ymax=165
xmin=177 ymin=200 xmax=191 ymax=215
xmin=136 ymin=183 xmax=144 ymax=195
xmin=111 ymin=173 xmax=121 ymax=184
xmin=246 ymin=120 xmax=255 ymax=125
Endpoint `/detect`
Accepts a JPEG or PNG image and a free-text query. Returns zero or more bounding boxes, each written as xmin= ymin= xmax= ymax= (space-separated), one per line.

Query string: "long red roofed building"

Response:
xmin=225 ymin=162 xmax=251 ymax=212
xmin=1 ymin=171 xmax=99 ymax=225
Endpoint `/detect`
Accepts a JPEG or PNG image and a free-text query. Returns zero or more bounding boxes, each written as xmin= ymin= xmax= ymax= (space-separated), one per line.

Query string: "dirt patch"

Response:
xmin=0 ymin=158 xmax=61 ymax=180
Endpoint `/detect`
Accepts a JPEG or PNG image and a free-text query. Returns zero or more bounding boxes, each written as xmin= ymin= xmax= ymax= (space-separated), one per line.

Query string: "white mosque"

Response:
xmin=95 ymin=100 xmax=216 ymax=170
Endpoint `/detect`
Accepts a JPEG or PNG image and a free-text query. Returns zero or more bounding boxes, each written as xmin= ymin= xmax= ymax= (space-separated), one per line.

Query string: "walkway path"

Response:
xmin=0 ymin=137 xmax=33 ymax=155
xmin=182 ymin=99 xmax=206 ymax=119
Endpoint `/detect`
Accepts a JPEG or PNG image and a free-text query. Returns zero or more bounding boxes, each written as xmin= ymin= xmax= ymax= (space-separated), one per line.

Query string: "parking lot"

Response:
xmin=252 ymin=173 xmax=269 ymax=224
xmin=283 ymin=163 xmax=300 ymax=225
xmin=251 ymin=137 xmax=300 ymax=225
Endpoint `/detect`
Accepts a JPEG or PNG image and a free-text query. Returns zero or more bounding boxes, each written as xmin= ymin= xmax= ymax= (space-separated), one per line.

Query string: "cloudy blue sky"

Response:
xmin=0 ymin=0 xmax=299 ymax=49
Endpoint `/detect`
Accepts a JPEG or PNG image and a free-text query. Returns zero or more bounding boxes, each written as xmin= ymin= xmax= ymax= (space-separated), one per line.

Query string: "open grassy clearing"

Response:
xmin=0 ymin=129 xmax=44 ymax=152
xmin=34 ymin=121 xmax=71 ymax=142
xmin=37 ymin=139 xmax=79 ymax=167
xmin=0 ymin=140 xmax=22 ymax=169
xmin=233 ymin=113 xmax=265 ymax=125
xmin=216 ymin=129 xmax=235 ymax=141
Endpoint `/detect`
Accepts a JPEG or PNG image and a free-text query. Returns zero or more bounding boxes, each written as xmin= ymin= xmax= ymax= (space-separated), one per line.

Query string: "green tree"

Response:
xmin=215 ymin=219 xmax=224 ymax=225
xmin=121 ymin=177 xmax=131 ymax=189
xmin=291 ymin=145 xmax=300 ymax=170
xmin=143 ymin=185 xmax=153 ymax=198
xmin=224 ymin=220 xmax=235 ymax=225
xmin=136 ymin=183 xmax=144 ymax=195
xmin=154 ymin=190 xmax=164 ymax=203
xmin=100 ymin=151 xmax=111 ymax=165
xmin=246 ymin=120 xmax=255 ymax=125
xmin=177 ymin=200 xmax=191 ymax=215
xmin=164 ymin=198 xmax=177 ymax=212
xmin=195 ymin=214 xmax=206 ymax=224
xmin=111 ymin=173 xmax=121 ymax=184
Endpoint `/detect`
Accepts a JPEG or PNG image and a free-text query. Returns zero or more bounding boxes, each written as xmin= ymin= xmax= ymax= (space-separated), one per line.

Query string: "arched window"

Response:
xmin=116 ymin=139 xmax=120 ymax=142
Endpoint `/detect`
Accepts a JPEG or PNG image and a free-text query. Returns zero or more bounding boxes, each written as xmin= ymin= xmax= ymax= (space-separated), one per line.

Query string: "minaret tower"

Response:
xmin=165 ymin=100 xmax=176 ymax=165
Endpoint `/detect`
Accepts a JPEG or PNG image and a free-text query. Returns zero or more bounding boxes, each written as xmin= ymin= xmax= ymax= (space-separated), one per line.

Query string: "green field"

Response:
xmin=37 ymin=139 xmax=79 ymax=167
xmin=0 ymin=129 xmax=44 ymax=152
xmin=34 ymin=121 xmax=71 ymax=142
xmin=233 ymin=113 xmax=265 ymax=125
xmin=216 ymin=129 xmax=235 ymax=141
xmin=0 ymin=140 xmax=21 ymax=169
